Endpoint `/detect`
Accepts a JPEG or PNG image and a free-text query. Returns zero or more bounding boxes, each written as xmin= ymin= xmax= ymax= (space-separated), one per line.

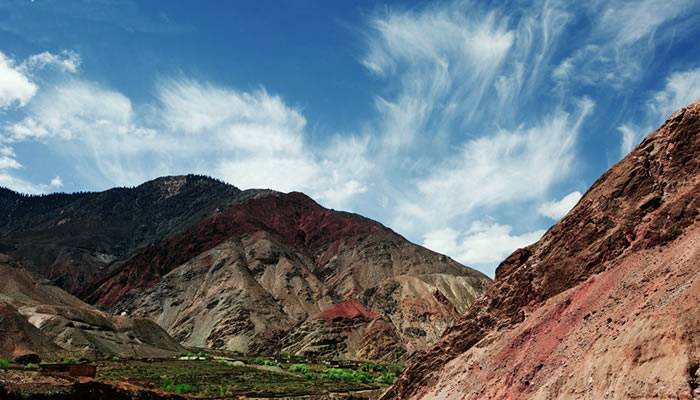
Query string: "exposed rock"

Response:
xmin=78 ymin=192 xmax=490 ymax=361
xmin=382 ymin=101 xmax=700 ymax=398
xmin=0 ymin=253 xmax=183 ymax=360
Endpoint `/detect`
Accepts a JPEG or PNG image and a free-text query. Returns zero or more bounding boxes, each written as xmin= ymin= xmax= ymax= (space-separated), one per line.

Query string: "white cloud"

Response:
xmin=537 ymin=191 xmax=582 ymax=220
xmin=0 ymin=156 xmax=21 ymax=169
xmin=423 ymin=222 xmax=545 ymax=277
xmin=8 ymin=80 xmax=133 ymax=142
xmin=0 ymin=51 xmax=37 ymax=108
xmin=552 ymin=57 xmax=574 ymax=81
xmin=0 ymin=173 xmax=42 ymax=194
xmin=395 ymin=98 xmax=593 ymax=232
xmin=363 ymin=6 xmax=515 ymax=153
xmin=3 ymin=75 xmax=370 ymax=207
xmin=50 ymin=176 xmax=63 ymax=187
xmin=650 ymin=67 xmax=700 ymax=118
xmin=555 ymin=0 xmax=700 ymax=89
xmin=617 ymin=124 xmax=641 ymax=158
xmin=21 ymin=50 xmax=81 ymax=74
xmin=597 ymin=0 xmax=695 ymax=45
xmin=617 ymin=66 xmax=700 ymax=158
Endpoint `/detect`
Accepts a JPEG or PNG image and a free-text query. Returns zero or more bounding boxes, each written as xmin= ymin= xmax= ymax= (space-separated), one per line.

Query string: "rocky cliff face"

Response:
xmin=382 ymin=100 xmax=700 ymax=399
xmin=79 ymin=192 xmax=490 ymax=361
xmin=0 ymin=175 xmax=272 ymax=293
xmin=0 ymin=254 xmax=183 ymax=361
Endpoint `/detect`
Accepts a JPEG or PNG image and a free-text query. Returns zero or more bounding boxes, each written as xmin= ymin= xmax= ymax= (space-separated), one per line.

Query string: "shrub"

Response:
xmin=322 ymin=368 xmax=372 ymax=383
xmin=376 ymin=371 xmax=397 ymax=384
xmin=289 ymin=364 xmax=309 ymax=374
xmin=218 ymin=359 xmax=241 ymax=367
xmin=174 ymin=383 xmax=191 ymax=394
xmin=388 ymin=363 xmax=405 ymax=375
xmin=162 ymin=377 xmax=174 ymax=392
xmin=0 ymin=359 xmax=9 ymax=369
xmin=112 ymin=356 xmax=120 ymax=362
xmin=25 ymin=363 xmax=38 ymax=369
xmin=304 ymin=371 xmax=313 ymax=379
xmin=251 ymin=357 xmax=266 ymax=365
xmin=360 ymin=362 xmax=384 ymax=372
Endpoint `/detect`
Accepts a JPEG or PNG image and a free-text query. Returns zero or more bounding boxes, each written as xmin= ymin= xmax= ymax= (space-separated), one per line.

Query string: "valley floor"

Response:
xmin=0 ymin=356 xmax=394 ymax=399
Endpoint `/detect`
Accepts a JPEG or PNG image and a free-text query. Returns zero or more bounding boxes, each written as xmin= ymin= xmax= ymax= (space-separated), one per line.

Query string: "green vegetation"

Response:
xmin=112 ymin=356 xmax=120 ymax=361
xmin=388 ymin=363 xmax=406 ymax=375
xmin=0 ymin=359 xmax=9 ymax=369
xmin=174 ymin=383 xmax=192 ymax=394
xmin=251 ymin=357 xmax=282 ymax=367
xmin=96 ymin=359 xmax=379 ymax=397
xmin=288 ymin=364 xmax=309 ymax=374
xmin=218 ymin=359 xmax=246 ymax=367
xmin=376 ymin=371 xmax=397 ymax=384
xmin=321 ymin=368 xmax=372 ymax=383
xmin=25 ymin=363 xmax=38 ymax=369
xmin=360 ymin=362 xmax=385 ymax=372
xmin=162 ymin=377 xmax=174 ymax=392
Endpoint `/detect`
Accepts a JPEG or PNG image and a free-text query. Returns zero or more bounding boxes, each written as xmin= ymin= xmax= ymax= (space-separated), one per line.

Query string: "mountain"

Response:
xmin=382 ymin=101 xmax=700 ymax=398
xmin=78 ymin=192 xmax=491 ymax=361
xmin=0 ymin=178 xmax=491 ymax=362
xmin=0 ymin=175 xmax=273 ymax=293
xmin=0 ymin=253 xmax=183 ymax=361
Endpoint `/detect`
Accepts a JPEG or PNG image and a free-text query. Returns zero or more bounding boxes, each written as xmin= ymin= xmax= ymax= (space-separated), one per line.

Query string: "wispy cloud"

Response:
xmin=650 ymin=68 xmax=700 ymax=118
xmin=537 ymin=191 xmax=582 ymax=220
xmin=363 ymin=4 xmax=515 ymax=155
xmin=394 ymin=99 xmax=593 ymax=234
xmin=617 ymin=67 xmax=700 ymax=158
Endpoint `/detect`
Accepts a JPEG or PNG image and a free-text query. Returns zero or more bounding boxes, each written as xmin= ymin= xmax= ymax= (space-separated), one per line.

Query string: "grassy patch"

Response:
xmin=96 ymin=359 xmax=379 ymax=397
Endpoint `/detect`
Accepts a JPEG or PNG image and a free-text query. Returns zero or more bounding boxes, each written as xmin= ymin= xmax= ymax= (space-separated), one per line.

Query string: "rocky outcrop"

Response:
xmin=382 ymin=100 xmax=700 ymax=399
xmin=0 ymin=254 xmax=183 ymax=360
xmin=79 ymin=192 xmax=490 ymax=361
xmin=0 ymin=175 xmax=272 ymax=293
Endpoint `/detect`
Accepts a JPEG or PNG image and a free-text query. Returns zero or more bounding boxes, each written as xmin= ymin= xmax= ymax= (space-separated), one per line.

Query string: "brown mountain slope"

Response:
xmin=0 ymin=254 xmax=183 ymax=360
xmin=0 ymin=175 xmax=272 ymax=293
xmin=81 ymin=193 xmax=491 ymax=361
xmin=0 ymin=302 xmax=62 ymax=362
xmin=382 ymin=100 xmax=700 ymax=399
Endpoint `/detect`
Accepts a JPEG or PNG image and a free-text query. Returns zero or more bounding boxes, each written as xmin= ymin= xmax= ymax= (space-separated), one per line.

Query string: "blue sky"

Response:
xmin=1 ymin=0 xmax=699 ymax=277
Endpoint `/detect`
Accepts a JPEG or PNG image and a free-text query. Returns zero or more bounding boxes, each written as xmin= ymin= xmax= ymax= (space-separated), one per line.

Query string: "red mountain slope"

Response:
xmin=382 ymin=100 xmax=700 ymax=399
xmin=81 ymin=192 xmax=389 ymax=307
xmin=79 ymin=192 xmax=490 ymax=361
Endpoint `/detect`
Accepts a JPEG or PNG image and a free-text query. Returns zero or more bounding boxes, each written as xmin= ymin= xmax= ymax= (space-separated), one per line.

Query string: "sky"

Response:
xmin=1 ymin=0 xmax=700 ymax=278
